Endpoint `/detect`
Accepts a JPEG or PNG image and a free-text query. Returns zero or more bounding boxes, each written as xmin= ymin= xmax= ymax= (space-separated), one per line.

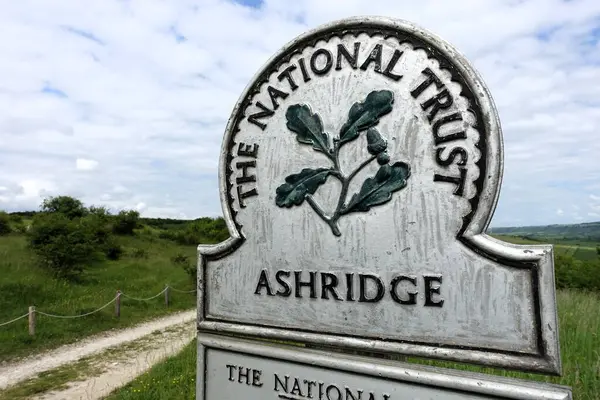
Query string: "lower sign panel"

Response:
xmin=197 ymin=335 xmax=571 ymax=400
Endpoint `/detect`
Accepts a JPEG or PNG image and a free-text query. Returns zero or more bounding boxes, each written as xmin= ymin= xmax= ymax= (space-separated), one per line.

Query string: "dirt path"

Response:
xmin=35 ymin=318 xmax=196 ymax=400
xmin=0 ymin=309 xmax=196 ymax=392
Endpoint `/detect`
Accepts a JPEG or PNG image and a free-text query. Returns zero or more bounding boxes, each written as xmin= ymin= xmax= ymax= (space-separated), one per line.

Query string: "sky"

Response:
xmin=0 ymin=0 xmax=599 ymax=227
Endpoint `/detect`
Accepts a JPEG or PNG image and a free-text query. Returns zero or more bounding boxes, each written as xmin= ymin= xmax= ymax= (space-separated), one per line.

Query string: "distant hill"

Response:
xmin=489 ymin=221 xmax=600 ymax=241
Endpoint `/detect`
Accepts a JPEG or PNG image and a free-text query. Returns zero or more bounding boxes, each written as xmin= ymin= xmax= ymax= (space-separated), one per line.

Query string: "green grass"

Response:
xmin=0 ymin=233 xmax=197 ymax=362
xmin=107 ymin=290 xmax=600 ymax=400
xmin=105 ymin=339 xmax=197 ymax=400
xmin=492 ymin=234 xmax=599 ymax=260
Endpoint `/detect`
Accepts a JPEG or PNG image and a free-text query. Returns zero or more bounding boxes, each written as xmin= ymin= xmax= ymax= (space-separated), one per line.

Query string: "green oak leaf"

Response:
xmin=338 ymin=90 xmax=394 ymax=146
xmin=275 ymin=168 xmax=332 ymax=207
xmin=344 ymin=162 xmax=411 ymax=213
xmin=286 ymin=104 xmax=330 ymax=154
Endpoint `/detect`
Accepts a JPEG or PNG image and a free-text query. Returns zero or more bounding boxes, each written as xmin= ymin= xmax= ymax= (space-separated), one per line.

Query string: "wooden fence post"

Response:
xmin=28 ymin=306 xmax=35 ymax=336
xmin=165 ymin=285 xmax=169 ymax=307
xmin=115 ymin=290 xmax=121 ymax=318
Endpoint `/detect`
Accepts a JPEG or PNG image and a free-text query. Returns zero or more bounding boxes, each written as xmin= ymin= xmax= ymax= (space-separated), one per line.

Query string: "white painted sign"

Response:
xmin=197 ymin=335 xmax=571 ymax=400
xmin=198 ymin=17 xmax=562 ymax=374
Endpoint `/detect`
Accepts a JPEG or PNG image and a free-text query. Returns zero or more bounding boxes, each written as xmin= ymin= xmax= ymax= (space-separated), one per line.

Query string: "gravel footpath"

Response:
xmin=0 ymin=310 xmax=196 ymax=394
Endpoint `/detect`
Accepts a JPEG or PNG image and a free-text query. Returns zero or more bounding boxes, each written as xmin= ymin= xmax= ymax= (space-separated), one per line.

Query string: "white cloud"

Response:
xmin=0 ymin=0 xmax=599 ymax=225
xmin=75 ymin=158 xmax=99 ymax=171
xmin=556 ymin=208 xmax=564 ymax=216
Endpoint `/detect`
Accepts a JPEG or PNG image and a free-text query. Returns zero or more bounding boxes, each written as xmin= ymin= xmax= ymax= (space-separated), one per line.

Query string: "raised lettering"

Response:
xmin=278 ymin=65 xmax=299 ymax=91
xmin=310 ymin=48 xmax=333 ymax=75
xmin=275 ymin=270 xmax=292 ymax=297
xmin=236 ymin=161 xmax=256 ymax=184
xmin=421 ymin=88 xmax=453 ymax=122
xmin=436 ymin=146 xmax=468 ymax=167
xmin=424 ymin=275 xmax=444 ymax=307
xmin=267 ymin=85 xmax=288 ymax=110
xmin=390 ymin=275 xmax=418 ymax=305
xmin=255 ymin=269 xmax=274 ymax=296
xmin=358 ymin=274 xmax=385 ymax=303
xmin=432 ymin=113 xmax=466 ymax=145
xmin=326 ymin=384 xmax=342 ymax=400
xmin=434 ymin=167 xmax=467 ymax=197
xmin=382 ymin=49 xmax=403 ymax=81
xmin=247 ymin=101 xmax=274 ymax=130
xmin=336 ymin=42 xmax=360 ymax=70
xmin=360 ymin=44 xmax=382 ymax=73
xmin=345 ymin=273 xmax=355 ymax=301
xmin=237 ymin=185 xmax=258 ymax=208
xmin=345 ymin=387 xmax=364 ymax=400
xmin=294 ymin=271 xmax=317 ymax=298
xmin=226 ymin=364 xmax=236 ymax=382
xmin=410 ymin=67 xmax=443 ymax=99
xmin=237 ymin=142 xmax=259 ymax=158
xmin=252 ymin=369 xmax=263 ymax=387
xmin=320 ymin=272 xmax=342 ymax=300
xmin=298 ymin=58 xmax=311 ymax=82
xmin=274 ymin=374 xmax=289 ymax=392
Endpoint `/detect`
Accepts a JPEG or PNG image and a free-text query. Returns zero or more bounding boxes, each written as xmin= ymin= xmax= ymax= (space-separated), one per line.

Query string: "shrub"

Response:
xmin=104 ymin=239 xmax=124 ymax=260
xmin=41 ymin=195 xmax=87 ymax=219
xmin=113 ymin=210 xmax=140 ymax=235
xmin=0 ymin=211 xmax=11 ymax=235
xmin=26 ymin=213 xmax=100 ymax=279
xmin=554 ymin=254 xmax=600 ymax=292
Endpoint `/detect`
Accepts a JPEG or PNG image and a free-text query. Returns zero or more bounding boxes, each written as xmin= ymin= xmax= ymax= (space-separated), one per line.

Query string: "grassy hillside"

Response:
xmin=0 ymin=197 xmax=229 ymax=362
xmin=0 ymin=233 xmax=198 ymax=361
xmin=490 ymin=221 xmax=600 ymax=241
xmin=492 ymin=234 xmax=599 ymax=261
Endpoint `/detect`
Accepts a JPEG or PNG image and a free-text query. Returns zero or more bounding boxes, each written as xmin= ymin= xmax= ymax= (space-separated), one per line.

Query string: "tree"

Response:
xmin=113 ymin=210 xmax=140 ymax=235
xmin=41 ymin=196 xmax=87 ymax=219
xmin=0 ymin=211 xmax=11 ymax=235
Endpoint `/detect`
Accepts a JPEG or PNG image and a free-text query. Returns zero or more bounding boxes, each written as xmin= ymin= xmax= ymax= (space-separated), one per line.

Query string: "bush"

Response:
xmin=0 ymin=211 xmax=11 ymax=235
xmin=104 ymin=239 xmax=124 ymax=260
xmin=41 ymin=195 xmax=87 ymax=219
xmin=26 ymin=213 xmax=100 ymax=278
xmin=554 ymin=254 xmax=600 ymax=292
xmin=157 ymin=217 xmax=229 ymax=246
xmin=113 ymin=210 xmax=140 ymax=235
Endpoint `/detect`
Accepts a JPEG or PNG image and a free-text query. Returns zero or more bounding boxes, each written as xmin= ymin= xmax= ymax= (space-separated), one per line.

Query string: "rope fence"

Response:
xmin=0 ymin=284 xmax=196 ymax=335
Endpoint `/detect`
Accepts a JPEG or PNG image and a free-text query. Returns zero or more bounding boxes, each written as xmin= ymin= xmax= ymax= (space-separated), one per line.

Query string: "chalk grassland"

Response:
xmin=493 ymin=234 xmax=599 ymax=261
xmin=108 ymin=289 xmax=600 ymax=400
xmin=0 ymin=234 xmax=197 ymax=361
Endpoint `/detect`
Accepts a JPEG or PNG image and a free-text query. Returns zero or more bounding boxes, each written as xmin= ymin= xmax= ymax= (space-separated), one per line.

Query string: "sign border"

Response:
xmin=197 ymin=16 xmax=562 ymax=375
xmin=196 ymin=334 xmax=571 ymax=400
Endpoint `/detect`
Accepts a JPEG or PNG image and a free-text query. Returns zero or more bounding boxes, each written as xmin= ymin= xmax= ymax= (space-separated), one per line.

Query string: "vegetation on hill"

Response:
xmin=490 ymin=221 xmax=600 ymax=241
xmin=0 ymin=195 xmax=229 ymax=361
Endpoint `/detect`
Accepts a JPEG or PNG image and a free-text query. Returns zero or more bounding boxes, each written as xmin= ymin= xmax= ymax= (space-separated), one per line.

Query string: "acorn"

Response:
xmin=377 ymin=151 xmax=390 ymax=165
xmin=366 ymin=128 xmax=387 ymax=155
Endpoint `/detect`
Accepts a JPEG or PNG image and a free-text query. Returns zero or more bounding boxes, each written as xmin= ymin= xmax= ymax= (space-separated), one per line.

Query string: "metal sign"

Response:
xmin=198 ymin=16 xmax=562 ymax=374
xmin=197 ymin=334 xmax=571 ymax=400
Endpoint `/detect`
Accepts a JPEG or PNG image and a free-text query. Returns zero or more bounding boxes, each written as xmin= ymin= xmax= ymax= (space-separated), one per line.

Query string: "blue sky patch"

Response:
xmin=61 ymin=26 xmax=105 ymax=45
xmin=169 ymin=26 xmax=186 ymax=43
xmin=42 ymin=83 xmax=67 ymax=98
xmin=231 ymin=0 xmax=264 ymax=8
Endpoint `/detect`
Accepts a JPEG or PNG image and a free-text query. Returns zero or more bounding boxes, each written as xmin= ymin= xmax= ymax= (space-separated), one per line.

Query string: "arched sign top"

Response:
xmin=199 ymin=17 xmax=561 ymax=375
xmin=219 ymin=16 xmax=503 ymax=244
